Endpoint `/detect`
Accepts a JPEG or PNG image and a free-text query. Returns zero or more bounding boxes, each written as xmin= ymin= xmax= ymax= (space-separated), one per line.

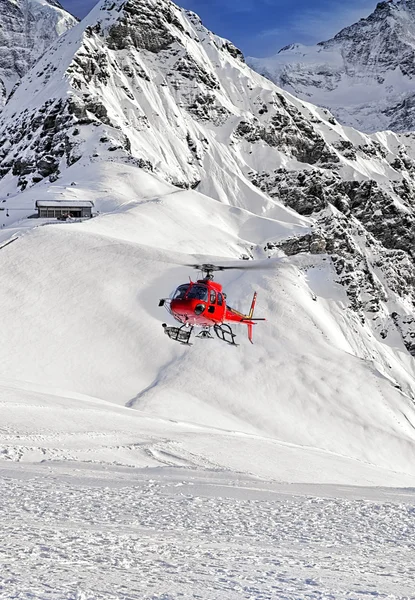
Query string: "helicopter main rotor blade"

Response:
xmin=186 ymin=260 xmax=279 ymax=272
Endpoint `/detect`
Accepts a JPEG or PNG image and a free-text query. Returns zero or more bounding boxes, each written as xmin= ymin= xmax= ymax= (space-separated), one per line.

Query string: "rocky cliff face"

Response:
xmin=0 ymin=0 xmax=414 ymax=361
xmin=0 ymin=0 xmax=77 ymax=105
xmin=248 ymin=0 xmax=415 ymax=133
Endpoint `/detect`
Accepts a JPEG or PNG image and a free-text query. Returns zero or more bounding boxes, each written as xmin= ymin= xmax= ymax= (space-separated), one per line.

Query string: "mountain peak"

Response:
xmin=375 ymin=0 xmax=394 ymax=11
xmin=248 ymin=0 xmax=415 ymax=132
xmin=0 ymin=0 xmax=77 ymax=103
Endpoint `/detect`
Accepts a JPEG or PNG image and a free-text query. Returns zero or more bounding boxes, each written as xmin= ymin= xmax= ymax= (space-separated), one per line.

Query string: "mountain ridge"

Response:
xmin=0 ymin=0 xmax=77 ymax=105
xmin=248 ymin=0 xmax=415 ymax=133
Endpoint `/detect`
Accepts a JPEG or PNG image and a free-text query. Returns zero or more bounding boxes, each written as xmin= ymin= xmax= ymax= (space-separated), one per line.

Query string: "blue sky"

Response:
xmin=60 ymin=0 xmax=377 ymax=57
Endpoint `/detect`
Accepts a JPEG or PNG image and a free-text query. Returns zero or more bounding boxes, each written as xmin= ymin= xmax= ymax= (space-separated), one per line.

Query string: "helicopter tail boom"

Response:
xmin=248 ymin=291 xmax=257 ymax=319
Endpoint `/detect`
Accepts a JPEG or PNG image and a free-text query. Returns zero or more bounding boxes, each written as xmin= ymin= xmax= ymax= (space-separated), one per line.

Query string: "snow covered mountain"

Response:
xmin=248 ymin=0 xmax=415 ymax=133
xmin=0 ymin=0 xmax=77 ymax=105
xmin=2 ymin=3 xmax=415 ymax=596
xmin=0 ymin=0 xmax=415 ymax=492
xmin=3 ymin=3 xmax=415 ymax=596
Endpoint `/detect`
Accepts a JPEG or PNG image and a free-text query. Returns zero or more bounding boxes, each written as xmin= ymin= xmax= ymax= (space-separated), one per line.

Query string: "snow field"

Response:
xmin=1 ymin=464 xmax=415 ymax=600
xmin=3 ymin=373 xmax=415 ymax=485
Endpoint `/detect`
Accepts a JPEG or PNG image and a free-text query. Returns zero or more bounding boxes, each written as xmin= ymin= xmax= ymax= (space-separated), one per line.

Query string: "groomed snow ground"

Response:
xmin=1 ymin=161 xmax=415 ymax=599
xmin=2 ymin=462 xmax=415 ymax=600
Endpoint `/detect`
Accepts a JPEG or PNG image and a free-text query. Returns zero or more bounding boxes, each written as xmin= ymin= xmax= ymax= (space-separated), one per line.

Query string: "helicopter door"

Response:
xmin=207 ymin=290 xmax=216 ymax=313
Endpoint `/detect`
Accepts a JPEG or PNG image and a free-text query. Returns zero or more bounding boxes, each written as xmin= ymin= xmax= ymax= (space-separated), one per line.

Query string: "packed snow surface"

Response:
xmin=2 ymin=463 xmax=415 ymax=600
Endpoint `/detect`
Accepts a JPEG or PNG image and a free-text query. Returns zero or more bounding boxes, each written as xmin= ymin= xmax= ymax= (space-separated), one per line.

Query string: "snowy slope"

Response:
xmin=2 ymin=161 xmax=415 ymax=599
xmin=1 ymin=161 xmax=415 ymax=481
xmin=248 ymin=0 xmax=415 ymax=133
xmin=0 ymin=0 xmax=77 ymax=105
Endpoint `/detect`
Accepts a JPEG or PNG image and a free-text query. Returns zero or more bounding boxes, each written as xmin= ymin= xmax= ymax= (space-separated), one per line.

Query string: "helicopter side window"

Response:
xmin=217 ymin=293 xmax=223 ymax=306
xmin=210 ymin=290 xmax=216 ymax=304
xmin=173 ymin=284 xmax=189 ymax=299
xmin=187 ymin=285 xmax=208 ymax=301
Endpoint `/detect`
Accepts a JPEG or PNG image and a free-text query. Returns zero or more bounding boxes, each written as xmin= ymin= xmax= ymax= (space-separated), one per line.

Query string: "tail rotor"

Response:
xmin=241 ymin=292 xmax=265 ymax=344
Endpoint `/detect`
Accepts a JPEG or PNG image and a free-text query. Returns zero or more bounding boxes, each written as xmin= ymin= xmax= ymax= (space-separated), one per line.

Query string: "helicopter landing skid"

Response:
xmin=162 ymin=323 xmax=193 ymax=345
xmin=214 ymin=324 xmax=238 ymax=346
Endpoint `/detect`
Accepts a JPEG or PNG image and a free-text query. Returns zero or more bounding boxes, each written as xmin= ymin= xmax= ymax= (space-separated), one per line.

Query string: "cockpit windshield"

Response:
xmin=172 ymin=284 xmax=208 ymax=301
xmin=187 ymin=285 xmax=208 ymax=300
xmin=173 ymin=284 xmax=189 ymax=299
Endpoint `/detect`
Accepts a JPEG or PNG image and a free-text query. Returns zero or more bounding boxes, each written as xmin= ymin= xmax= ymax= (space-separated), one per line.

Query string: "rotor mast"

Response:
xmin=190 ymin=263 xmax=226 ymax=281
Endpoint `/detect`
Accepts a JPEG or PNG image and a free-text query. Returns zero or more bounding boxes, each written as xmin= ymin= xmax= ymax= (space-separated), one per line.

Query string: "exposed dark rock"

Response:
xmin=12 ymin=159 xmax=34 ymax=177
xmin=266 ymin=233 xmax=328 ymax=256
xmin=235 ymin=108 xmax=339 ymax=166
xmin=84 ymin=98 xmax=112 ymax=125
xmin=107 ymin=0 xmax=176 ymax=53
xmin=222 ymin=41 xmax=245 ymax=62
xmin=36 ymin=155 xmax=60 ymax=177
xmin=173 ymin=55 xmax=220 ymax=89
xmin=68 ymin=50 xmax=111 ymax=85
xmin=187 ymin=94 xmax=230 ymax=125
xmin=253 ymin=168 xmax=415 ymax=258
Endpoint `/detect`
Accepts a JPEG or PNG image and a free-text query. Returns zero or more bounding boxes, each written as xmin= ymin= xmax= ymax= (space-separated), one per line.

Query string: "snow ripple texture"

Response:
xmin=1 ymin=468 xmax=415 ymax=600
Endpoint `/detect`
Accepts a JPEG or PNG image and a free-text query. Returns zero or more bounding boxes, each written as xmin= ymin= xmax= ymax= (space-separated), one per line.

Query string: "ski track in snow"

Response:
xmin=1 ymin=465 xmax=415 ymax=600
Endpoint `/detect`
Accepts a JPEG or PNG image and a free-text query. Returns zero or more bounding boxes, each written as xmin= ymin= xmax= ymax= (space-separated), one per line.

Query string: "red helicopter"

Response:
xmin=159 ymin=263 xmax=266 ymax=345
